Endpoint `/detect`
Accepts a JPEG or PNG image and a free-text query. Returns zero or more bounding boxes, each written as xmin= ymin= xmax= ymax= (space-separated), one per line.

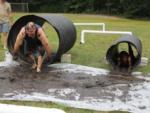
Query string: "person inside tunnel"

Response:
xmin=117 ymin=43 xmax=136 ymax=73
xmin=12 ymin=22 xmax=52 ymax=72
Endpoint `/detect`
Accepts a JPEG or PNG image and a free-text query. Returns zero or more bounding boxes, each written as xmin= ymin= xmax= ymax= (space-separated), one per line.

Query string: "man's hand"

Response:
xmin=45 ymin=56 xmax=51 ymax=63
xmin=12 ymin=51 xmax=18 ymax=61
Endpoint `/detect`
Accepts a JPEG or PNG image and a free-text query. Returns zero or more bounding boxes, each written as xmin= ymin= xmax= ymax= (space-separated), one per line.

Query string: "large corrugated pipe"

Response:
xmin=106 ymin=35 xmax=142 ymax=69
xmin=7 ymin=14 xmax=76 ymax=64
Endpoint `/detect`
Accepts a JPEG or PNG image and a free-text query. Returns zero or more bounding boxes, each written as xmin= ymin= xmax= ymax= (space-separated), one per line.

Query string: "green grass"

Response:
xmin=65 ymin=13 xmax=150 ymax=73
xmin=0 ymin=35 xmax=6 ymax=61
xmin=1 ymin=13 xmax=150 ymax=112
xmin=0 ymin=100 xmax=129 ymax=113
xmin=5 ymin=13 xmax=150 ymax=73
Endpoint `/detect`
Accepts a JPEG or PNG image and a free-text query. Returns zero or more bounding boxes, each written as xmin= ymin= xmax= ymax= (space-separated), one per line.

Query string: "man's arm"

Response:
xmin=13 ymin=28 xmax=25 ymax=54
xmin=38 ymin=28 xmax=52 ymax=58
xmin=128 ymin=57 xmax=132 ymax=72
xmin=128 ymin=43 xmax=134 ymax=58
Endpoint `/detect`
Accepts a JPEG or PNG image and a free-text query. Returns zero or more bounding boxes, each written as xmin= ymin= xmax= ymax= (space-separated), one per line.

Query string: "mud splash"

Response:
xmin=0 ymin=52 xmax=150 ymax=113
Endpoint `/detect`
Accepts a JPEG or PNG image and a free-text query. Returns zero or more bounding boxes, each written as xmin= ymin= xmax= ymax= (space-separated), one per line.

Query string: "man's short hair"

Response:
xmin=25 ymin=22 xmax=36 ymax=31
xmin=119 ymin=51 xmax=129 ymax=58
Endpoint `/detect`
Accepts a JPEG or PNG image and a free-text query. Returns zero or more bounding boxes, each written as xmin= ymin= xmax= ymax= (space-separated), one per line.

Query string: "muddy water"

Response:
xmin=0 ymin=52 xmax=149 ymax=113
xmin=0 ymin=63 xmax=145 ymax=101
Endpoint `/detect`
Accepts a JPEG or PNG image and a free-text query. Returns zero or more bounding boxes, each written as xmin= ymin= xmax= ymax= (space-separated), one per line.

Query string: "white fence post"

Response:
xmin=80 ymin=30 xmax=133 ymax=44
xmin=74 ymin=23 xmax=106 ymax=31
xmin=73 ymin=22 xmax=132 ymax=44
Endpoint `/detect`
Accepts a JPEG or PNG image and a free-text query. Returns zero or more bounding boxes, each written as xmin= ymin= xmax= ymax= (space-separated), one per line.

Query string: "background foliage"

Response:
xmin=8 ymin=0 xmax=150 ymax=18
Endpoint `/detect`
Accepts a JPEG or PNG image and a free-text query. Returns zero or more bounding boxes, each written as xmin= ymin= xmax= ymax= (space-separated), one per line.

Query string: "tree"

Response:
xmin=8 ymin=0 xmax=150 ymax=18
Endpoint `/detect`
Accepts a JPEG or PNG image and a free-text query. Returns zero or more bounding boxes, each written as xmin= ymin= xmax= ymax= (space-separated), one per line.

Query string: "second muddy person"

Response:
xmin=12 ymin=22 xmax=52 ymax=73
xmin=117 ymin=51 xmax=131 ymax=72
xmin=117 ymin=43 xmax=135 ymax=73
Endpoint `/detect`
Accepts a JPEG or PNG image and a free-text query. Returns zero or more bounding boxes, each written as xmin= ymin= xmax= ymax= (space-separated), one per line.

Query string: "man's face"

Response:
xmin=26 ymin=28 xmax=36 ymax=38
xmin=122 ymin=55 xmax=129 ymax=63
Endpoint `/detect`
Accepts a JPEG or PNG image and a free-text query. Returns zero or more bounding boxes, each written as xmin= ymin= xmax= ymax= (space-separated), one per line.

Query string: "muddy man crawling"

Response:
xmin=12 ymin=22 xmax=52 ymax=73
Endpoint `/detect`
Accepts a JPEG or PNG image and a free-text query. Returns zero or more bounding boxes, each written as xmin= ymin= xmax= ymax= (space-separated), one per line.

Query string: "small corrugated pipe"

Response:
xmin=106 ymin=35 xmax=142 ymax=69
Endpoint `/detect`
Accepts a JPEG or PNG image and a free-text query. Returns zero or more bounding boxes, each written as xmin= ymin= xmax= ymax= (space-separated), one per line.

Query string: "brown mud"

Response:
xmin=0 ymin=63 xmax=146 ymax=101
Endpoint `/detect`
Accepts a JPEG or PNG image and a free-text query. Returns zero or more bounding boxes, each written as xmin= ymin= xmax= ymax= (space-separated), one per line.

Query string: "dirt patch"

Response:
xmin=0 ymin=63 xmax=150 ymax=112
xmin=0 ymin=63 xmax=146 ymax=101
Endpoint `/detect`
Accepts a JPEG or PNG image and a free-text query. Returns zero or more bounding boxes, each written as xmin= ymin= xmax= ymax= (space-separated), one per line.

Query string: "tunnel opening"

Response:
xmin=7 ymin=14 xmax=76 ymax=64
xmin=106 ymin=35 xmax=142 ymax=71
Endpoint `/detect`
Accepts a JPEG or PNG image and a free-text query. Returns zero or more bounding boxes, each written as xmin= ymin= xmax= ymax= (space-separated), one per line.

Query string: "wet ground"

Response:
xmin=0 ymin=62 xmax=150 ymax=113
xmin=0 ymin=63 xmax=145 ymax=98
xmin=0 ymin=51 xmax=149 ymax=113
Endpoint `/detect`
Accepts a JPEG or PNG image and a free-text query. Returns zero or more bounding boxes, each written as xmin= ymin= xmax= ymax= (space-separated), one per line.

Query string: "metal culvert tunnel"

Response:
xmin=106 ymin=35 xmax=142 ymax=69
xmin=7 ymin=14 xmax=76 ymax=64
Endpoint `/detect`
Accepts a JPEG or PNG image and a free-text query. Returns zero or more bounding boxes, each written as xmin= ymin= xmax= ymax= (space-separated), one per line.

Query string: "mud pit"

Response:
xmin=0 ymin=53 xmax=150 ymax=113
